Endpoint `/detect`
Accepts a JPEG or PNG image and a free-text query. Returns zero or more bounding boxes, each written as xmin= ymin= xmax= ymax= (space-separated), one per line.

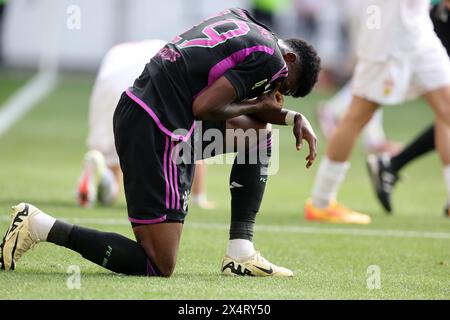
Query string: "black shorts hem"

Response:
xmin=128 ymin=209 xmax=187 ymax=225
xmin=130 ymin=218 xmax=184 ymax=228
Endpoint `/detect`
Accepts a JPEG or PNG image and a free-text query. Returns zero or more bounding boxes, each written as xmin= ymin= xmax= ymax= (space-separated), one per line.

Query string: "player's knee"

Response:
xmin=135 ymin=237 xmax=178 ymax=277
xmin=147 ymin=252 xmax=177 ymax=277
xmin=156 ymin=259 xmax=176 ymax=277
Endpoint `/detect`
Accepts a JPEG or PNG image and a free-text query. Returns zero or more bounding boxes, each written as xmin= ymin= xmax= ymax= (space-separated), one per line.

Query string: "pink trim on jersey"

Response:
xmin=248 ymin=135 xmax=272 ymax=153
xmin=128 ymin=215 xmax=167 ymax=224
xmin=208 ymin=45 xmax=275 ymax=85
xmin=125 ymin=89 xmax=195 ymax=142
xmin=163 ymin=136 xmax=170 ymax=209
xmin=270 ymin=63 xmax=288 ymax=83
xmin=173 ymin=143 xmax=181 ymax=210
xmin=169 ymin=141 xmax=175 ymax=209
xmin=194 ymin=45 xmax=275 ymax=99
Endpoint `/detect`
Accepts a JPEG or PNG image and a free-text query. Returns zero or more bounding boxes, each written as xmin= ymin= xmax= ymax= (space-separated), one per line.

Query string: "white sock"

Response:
xmin=98 ymin=167 xmax=119 ymax=205
xmin=311 ymin=157 xmax=350 ymax=208
xmin=29 ymin=211 xmax=56 ymax=242
xmin=227 ymin=239 xmax=255 ymax=260
xmin=443 ymin=165 xmax=450 ymax=205
xmin=190 ymin=193 xmax=207 ymax=205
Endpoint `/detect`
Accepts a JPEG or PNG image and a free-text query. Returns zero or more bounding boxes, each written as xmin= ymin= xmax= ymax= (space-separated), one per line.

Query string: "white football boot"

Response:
xmin=0 ymin=203 xmax=42 ymax=271
xmin=221 ymin=251 xmax=293 ymax=277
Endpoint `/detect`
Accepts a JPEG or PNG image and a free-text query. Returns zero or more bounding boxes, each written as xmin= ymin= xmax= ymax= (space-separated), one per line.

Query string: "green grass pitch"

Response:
xmin=0 ymin=72 xmax=449 ymax=299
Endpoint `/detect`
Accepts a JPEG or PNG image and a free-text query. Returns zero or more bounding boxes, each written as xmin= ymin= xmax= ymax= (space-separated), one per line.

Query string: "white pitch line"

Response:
xmin=0 ymin=71 xmax=58 ymax=136
xmin=1 ymin=216 xmax=448 ymax=240
xmin=190 ymin=222 xmax=450 ymax=240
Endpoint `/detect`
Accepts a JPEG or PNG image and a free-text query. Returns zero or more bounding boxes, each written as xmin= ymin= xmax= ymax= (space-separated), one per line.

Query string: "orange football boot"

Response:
xmin=305 ymin=200 xmax=371 ymax=224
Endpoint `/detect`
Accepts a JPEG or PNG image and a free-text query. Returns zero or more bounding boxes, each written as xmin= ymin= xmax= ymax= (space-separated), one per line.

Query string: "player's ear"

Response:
xmin=283 ymin=52 xmax=297 ymax=63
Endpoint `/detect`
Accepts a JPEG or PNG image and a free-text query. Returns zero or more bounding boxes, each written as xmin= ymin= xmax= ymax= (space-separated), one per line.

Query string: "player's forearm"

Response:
xmin=192 ymin=76 xmax=268 ymax=120
xmin=250 ymin=108 xmax=300 ymax=125
xmin=194 ymin=101 xmax=261 ymax=120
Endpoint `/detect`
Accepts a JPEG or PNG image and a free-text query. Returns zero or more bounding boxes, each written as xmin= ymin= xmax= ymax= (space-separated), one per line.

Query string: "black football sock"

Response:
xmin=229 ymin=134 xmax=271 ymax=241
xmin=47 ymin=220 xmax=161 ymax=276
xmin=390 ymin=125 xmax=435 ymax=173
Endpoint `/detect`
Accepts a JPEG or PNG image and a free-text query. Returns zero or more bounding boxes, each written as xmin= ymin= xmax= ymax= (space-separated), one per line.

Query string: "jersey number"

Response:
xmin=175 ymin=19 xmax=250 ymax=49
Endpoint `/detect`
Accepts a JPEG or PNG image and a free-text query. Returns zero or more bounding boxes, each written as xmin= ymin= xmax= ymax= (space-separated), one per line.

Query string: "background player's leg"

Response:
xmin=108 ymin=164 xmax=122 ymax=198
xmin=366 ymin=124 xmax=436 ymax=213
xmin=98 ymin=149 xmax=122 ymax=206
xmin=362 ymin=110 xmax=398 ymax=155
xmin=76 ymin=150 xmax=119 ymax=207
xmin=311 ymin=96 xmax=378 ymax=209
xmin=424 ymin=86 xmax=450 ymax=207
xmin=435 ymin=119 xmax=450 ymax=204
xmin=94 ymin=158 xmax=121 ymax=206
xmin=190 ymin=161 xmax=216 ymax=209
xmin=425 ymin=86 xmax=450 ymax=128
xmin=317 ymin=82 xmax=353 ymax=139
xmin=317 ymin=82 xmax=400 ymax=155
xmin=390 ymin=125 xmax=435 ymax=173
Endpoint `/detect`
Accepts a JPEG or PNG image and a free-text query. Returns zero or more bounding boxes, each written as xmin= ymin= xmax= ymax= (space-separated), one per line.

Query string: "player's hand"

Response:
xmin=293 ymin=113 xmax=317 ymax=169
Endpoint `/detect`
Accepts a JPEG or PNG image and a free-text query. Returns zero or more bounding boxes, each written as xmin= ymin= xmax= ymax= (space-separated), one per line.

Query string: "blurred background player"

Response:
xmin=314 ymin=0 xmax=402 ymax=155
xmin=316 ymin=82 xmax=403 ymax=155
xmin=367 ymin=0 xmax=450 ymax=216
xmin=305 ymin=0 xmax=450 ymax=224
xmin=317 ymin=82 xmax=403 ymax=155
xmin=77 ymin=39 xmax=216 ymax=209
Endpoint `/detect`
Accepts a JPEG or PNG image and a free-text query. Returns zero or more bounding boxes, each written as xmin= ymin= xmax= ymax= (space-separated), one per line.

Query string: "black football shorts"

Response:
xmin=113 ymin=92 xmax=224 ymax=225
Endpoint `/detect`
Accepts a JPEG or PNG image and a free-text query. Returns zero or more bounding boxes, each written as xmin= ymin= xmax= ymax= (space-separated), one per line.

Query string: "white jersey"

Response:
xmin=352 ymin=0 xmax=450 ymax=104
xmin=88 ymin=39 xmax=167 ymax=166
xmin=92 ymin=39 xmax=167 ymax=99
xmin=357 ymin=0 xmax=436 ymax=61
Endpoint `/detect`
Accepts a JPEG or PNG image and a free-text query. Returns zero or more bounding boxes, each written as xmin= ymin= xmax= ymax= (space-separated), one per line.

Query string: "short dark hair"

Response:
xmin=284 ymin=38 xmax=321 ymax=98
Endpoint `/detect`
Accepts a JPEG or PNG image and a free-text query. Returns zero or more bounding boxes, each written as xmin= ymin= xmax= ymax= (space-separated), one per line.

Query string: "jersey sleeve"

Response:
xmin=223 ymin=51 xmax=288 ymax=101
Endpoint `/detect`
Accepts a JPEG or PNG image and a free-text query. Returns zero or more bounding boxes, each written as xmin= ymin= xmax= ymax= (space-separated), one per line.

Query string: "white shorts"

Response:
xmin=86 ymin=79 xmax=121 ymax=167
xmin=352 ymin=39 xmax=450 ymax=105
xmin=86 ymin=40 xmax=167 ymax=167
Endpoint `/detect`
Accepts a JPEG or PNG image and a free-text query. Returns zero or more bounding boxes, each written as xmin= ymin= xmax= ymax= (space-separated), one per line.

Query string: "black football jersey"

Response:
xmin=127 ymin=8 xmax=288 ymax=141
xmin=431 ymin=4 xmax=450 ymax=56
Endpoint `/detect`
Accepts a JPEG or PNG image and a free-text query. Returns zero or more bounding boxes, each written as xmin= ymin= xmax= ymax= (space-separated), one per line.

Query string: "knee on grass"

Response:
xmin=139 ymin=244 xmax=177 ymax=277
xmin=154 ymin=258 xmax=176 ymax=277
